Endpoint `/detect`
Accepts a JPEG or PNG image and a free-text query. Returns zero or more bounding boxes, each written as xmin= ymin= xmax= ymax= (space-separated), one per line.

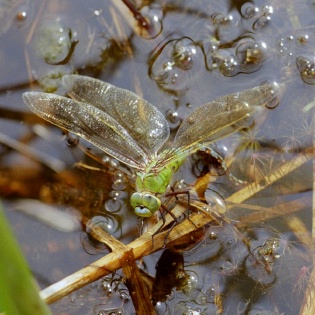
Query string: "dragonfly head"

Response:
xmin=130 ymin=192 xmax=161 ymax=217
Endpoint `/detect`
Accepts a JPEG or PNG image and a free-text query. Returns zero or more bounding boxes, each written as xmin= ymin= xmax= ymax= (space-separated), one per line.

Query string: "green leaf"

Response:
xmin=0 ymin=203 xmax=51 ymax=315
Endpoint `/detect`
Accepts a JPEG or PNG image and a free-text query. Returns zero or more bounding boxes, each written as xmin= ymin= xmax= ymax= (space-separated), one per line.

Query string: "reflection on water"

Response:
xmin=0 ymin=0 xmax=314 ymax=314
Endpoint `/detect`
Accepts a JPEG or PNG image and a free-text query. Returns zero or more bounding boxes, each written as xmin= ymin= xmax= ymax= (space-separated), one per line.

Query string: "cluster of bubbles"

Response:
xmin=94 ymin=275 xmax=133 ymax=314
xmin=278 ymin=31 xmax=315 ymax=85
xmin=202 ymin=2 xmax=275 ymax=76
xmin=205 ymin=34 xmax=266 ymax=77
xmin=147 ymin=2 xmax=315 ymax=89
xmin=296 ymin=54 xmax=315 ymax=84
xmin=84 ymin=156 xmax=132 ymax=244
xmin=149 ymin=37 xmax=203 ymax=91
xmin=241 ymin=3 xmax=274 ymax=30
xmin=155 ymin=222 xmax=312 ymax=314
xmin=149 ymin=2 xmax=276 ymax=91
xmin=102 ymin=156 xmax=130 ymax=214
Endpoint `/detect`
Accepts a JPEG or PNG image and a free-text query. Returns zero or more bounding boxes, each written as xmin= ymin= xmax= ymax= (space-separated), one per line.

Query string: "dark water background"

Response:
xmin=0 ymin=0 xmax=315 ymax=314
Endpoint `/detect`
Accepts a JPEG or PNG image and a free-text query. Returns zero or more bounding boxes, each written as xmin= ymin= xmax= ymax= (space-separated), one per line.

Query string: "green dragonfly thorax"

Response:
xmin=130 ymin=151 xmax=186 ymax=217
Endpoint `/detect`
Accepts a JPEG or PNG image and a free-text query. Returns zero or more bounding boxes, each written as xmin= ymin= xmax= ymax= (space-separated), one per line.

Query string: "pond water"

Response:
xmin=0 ymin=0 xmax=314 ymax=314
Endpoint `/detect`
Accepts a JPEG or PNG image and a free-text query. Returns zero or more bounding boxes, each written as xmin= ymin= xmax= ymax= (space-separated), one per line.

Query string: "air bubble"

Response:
xmin=211 ymin=12 xmax=233 ymax=25
xmin=66 ymin=134 xmax=79 ymax=147
xmin=155 ymin=65 xmax=181 ymax=88
xmin=102 ymin=156 xmax=120 ymax=169
xmin=96 ymin=307 xmax=124 ymax=315
xmin=182 ymin=272 xmax=199 ymax=294
xmin=120 ymin=291 xmax=131 ymax=303
xmin=213 ymin=51 xmax=240 ymax=77
xmin=16 ymin=10 xmax=27 ymax=22
xmin=260 ymin=81 xmax=280 ymax=108
xmin=101 ymin=278 xmax=113 ymax=295
xmin=253 ymin=15 xmax=270 ymax=30
xmin=112 ymin=171 xmax=127 ymax=190
xmin=208 ymin=231 xmax=217 ymax=240
xmin=105 ymin=197 xmax=123 ymax=213
xmin=296 ymin=55 xmax=315 ymax=84
xmin=241 ymin=3 xmax=260 ymax=19
xmin=149 ymin=36 xmax=203 ymax=91
xmin=287 ymin=35 xmax=294 ymax=41
xmin=204 ymin=189 xmax=226 ymax=214
xmin=195 ymin=293 xmax=207 ymax=305
xmin=155 ymin=301 xmax=167 ymax=314
xmin=102 ymin=156 xmax=111 ymax=164
xmin=110 ymin=159 xmax=120 ymax=168
xmin=86 ymin=215 xmax=120 ymax=236
xmin=261 ymin=5 xmax=273 ymax=15
xmin=235 ymin=37 xmax=264 ymax=73
xmin=173 ymin=38 xmax=198 ymax=70
xmin=153 ymin=62 xmax=171 ymax=82
xmin=205 ymin=286 xmax=217 ymax=303
xmin=93 ymin=9 xmax=102 ymax=16
xmin=297 ymin=34 xmax=309 ymax=45
xmin=173 ymin=179 xmax=187 ymax=190
xmin=110 ymin=190 xmax=120 ymax=200
xmin=166 ymin=109 xmax=181 ymax=128
xmin=0 ymin=0 xmax=33 ymax=35
xmin=139 ymin=4 xmax=163 ymax=39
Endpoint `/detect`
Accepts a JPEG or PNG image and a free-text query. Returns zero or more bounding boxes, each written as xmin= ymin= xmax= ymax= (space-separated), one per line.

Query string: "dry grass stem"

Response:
xmin=236 ymin=195 xmax=312 ymax=226
xmin=227 ymin=153 xmax=312 ymax=204
xmin=40 ymin=202 xmax=215 ymax=304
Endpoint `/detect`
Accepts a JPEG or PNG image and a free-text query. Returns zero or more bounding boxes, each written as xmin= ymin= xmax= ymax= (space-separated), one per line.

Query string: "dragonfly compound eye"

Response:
xmin=130 ymin=192 xmax=161 ymax=217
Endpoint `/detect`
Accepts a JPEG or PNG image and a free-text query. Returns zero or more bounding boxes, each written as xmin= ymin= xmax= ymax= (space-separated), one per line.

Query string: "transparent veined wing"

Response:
xmin=156 ymin=83 xmax=279 ymax=169
xmin=22 ymin=92 xmax=149 ymax=169
xmin=62 ymin=75 xmax=170 ymax=158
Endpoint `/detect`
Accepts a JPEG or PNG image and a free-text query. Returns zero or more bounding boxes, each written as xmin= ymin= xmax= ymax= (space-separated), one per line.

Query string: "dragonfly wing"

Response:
xmin=157 ymin=83 xmax=279 ymax=168
xmin=23 ymin=92 xmax=148 ymax=169
xmin=62 ymin=75 xmax=170 ymax=158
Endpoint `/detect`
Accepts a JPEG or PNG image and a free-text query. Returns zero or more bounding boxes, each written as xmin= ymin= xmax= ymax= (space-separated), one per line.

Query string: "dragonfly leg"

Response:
xmin=160 ymin=204 xmax=178 ymax=247
xmin=138 ymin=217 xmax=146 ymax=236
xmin=150 ymin=210 xmax=166 ymax=245
xmin=148 ymin=204 xmax=179 ymax=247
xmin=165 ymin=189 xmax=191 ymax=207
xmin=165 ymin=189 xmax=196 ymax=228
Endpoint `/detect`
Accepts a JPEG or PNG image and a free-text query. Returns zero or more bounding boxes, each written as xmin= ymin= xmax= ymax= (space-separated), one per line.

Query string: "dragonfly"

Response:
xmin=23 ymin=75 xmax=279 ymax=217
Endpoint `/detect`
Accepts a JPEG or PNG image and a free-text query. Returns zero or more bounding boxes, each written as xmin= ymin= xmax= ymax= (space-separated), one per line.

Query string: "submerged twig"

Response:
xmin=110 ymin=0 xmax=152 ymax=37
xmin=40 ymin=202 xmax=215 ymax=304
xmin=0 ymin=132 xmax=65 ymax=172
xmin=87 ymin=219 xmax=155 ymax=314
xmin=122 ymin=250 xmax=155 ymax=315
xmin=121 ymin=0 xmax=150 ymax=31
